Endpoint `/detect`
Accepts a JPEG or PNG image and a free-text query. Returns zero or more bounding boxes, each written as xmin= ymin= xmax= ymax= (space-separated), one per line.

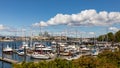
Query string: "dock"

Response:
xmin=0 ymin=57 xmax=19 ymax=64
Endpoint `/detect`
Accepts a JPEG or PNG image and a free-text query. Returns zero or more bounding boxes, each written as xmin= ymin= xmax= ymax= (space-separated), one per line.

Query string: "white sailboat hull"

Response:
xmin=31 ymin=54 xmax=50 ymax=59
xmin=3 ymin=45 xmax=13 ymax=53
xmin=17 ymin=52 xmax=24 ymax=56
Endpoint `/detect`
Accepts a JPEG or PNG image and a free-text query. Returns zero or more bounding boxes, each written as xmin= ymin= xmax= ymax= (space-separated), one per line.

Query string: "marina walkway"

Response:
xmin=0 ymin=57 xmax=19 ymax=64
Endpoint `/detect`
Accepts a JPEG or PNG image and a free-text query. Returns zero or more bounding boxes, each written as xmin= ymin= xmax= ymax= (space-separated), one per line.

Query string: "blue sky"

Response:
xmin=0 ymin=0 xmax=120 ymax=37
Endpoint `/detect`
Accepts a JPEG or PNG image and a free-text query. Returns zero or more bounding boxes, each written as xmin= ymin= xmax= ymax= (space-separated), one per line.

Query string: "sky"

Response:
xmin=0 ymin=0 xmax=120 ymax=37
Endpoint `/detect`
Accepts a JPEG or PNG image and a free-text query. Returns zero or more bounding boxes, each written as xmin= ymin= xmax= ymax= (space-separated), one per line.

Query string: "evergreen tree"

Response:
xmin=97 ymin=35 xmax=104 ymax=41
xmin=107 ymin=32 xmax=114 ymax=42
xmin=115 ymin=30 xmax=120 ymax=42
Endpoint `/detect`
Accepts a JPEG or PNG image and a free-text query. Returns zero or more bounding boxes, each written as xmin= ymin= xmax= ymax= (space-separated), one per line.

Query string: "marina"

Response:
xmin=0 ymin=39 xmax=119 ymax=65
xmin=0 ymin=41 xmax=53 ymax=68
xmin=0 ymin=10 xmax=120 ymax=67
xmin=0 ymin=0 xmax=120 ymax=68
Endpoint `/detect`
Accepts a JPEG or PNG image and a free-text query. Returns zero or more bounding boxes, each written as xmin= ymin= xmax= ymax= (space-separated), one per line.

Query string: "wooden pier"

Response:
xmin=0 ymin=57 xmax=19 ymax=64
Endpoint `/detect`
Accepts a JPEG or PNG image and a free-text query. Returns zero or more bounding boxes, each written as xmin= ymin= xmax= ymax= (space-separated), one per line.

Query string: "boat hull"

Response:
xmin=31 ymin=54 xmax=50 ymax=59
xmin=3 ymin=51 xmax=13 ymax=54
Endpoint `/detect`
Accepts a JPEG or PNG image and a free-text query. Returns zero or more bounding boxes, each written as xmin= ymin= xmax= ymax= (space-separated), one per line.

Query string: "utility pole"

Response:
xmin=2 ymin=43 xmax=4 ymax=59
xmin=24 ymin=46 xmax=26 ymax=62
xmin=56 ymin=42 xmax=60 ymax=57
xmin=30 ymin=27 xmax=33 ymax=48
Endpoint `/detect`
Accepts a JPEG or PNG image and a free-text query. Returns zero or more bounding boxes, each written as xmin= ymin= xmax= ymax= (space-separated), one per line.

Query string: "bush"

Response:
xmin=13 ymin=51 xmax=120 ymax=68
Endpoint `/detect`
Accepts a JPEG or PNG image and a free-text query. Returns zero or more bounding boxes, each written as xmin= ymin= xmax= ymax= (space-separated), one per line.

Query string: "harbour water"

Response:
xmin=0 ymin=41 xmax=51 ymax=68
xmin=0 ymin=61 xmax=11 ymax=68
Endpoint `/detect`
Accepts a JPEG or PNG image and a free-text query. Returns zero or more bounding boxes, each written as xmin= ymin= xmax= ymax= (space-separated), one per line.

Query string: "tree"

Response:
xmin=1 ymin=36 xmax=5 ymax=40
xmin=107 ymin=32 xmax=114 ymax=42
xmin=115 ymin=30 xmax=120 ymax=42
xmin=73 ymin=56 xmax=97 ymax=68
xmin=97 ymin=35 xmax=105 ymax=41
xmin=98 ymin=32 xmax=114 ymax=42
xmin=97 ymin=50 xmax=120 ymax=68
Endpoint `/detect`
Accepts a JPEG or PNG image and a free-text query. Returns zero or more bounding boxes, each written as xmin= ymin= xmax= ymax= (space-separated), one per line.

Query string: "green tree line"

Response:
xmin=97 ymin=30 xmax=120 ymax=42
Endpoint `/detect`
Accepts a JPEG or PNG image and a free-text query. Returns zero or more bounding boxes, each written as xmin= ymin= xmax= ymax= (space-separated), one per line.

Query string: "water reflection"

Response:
xmin=0 ymin=41 xmax=51 ymax=68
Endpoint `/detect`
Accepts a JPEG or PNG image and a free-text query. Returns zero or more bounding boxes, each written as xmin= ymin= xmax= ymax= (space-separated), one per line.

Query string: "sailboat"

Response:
xmin=16 ymin=41 xmax=29 ymax=56
xmin=91 ymin=48 xmax=99 ymax=56
xmin=31 ymin=52 xmax=50 ymax=59
xmin=31 ymin=42 xmax=53 ymax=59
xmin=16 ymin=49 xmax=25 ymax=56
xmin=19 ymin=42 xmax=29 ymax=49
xmin=31 ymin=25 xmax=53 ymax=59
xmin=20 ymin=28 xmax=29 ymax=50
xmin=3 ymin=45 xmax=13 ymax=53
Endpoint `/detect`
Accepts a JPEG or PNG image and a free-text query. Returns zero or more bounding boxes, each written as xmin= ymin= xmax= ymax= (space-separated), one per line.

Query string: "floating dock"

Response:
xmin=0 ymin=57 xmax=19 ymax=64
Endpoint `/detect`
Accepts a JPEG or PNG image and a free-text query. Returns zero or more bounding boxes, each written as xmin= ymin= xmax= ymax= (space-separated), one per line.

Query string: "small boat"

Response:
xmin=81 ymin=47 xmax=90 ymax=51
xmin=17 ymin=49 xmax=25 ymax=56
xmin=33 ymin=42 xmax=52 ymax=53
xmin=31 ymin=42 xmax=53 ymax=59
xmin=31 ymin=52 xmax=50 ymax=59
xmin=51 ymin=41 xmax=57 ymax=47
xmin=91 ymin=49 xmax=99 ymax=56
xmin=3 ymin=45 xmax=13 ymax=53
xmin=80 ymin=45 xmax=90 ymax=52
xmin=19 ymin=42 xmax=29 ymax=49
xmin=65 ymin=54 xmax=81 ymax=60
xmin=33 ymin=42 xmax=45 ymax=48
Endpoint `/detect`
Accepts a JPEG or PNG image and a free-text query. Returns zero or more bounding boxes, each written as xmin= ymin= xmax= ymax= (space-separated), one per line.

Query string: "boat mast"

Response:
xmin=40 ymin=23 xmax=42 ymax=36
xmin=106 ymin=27 xmax=109 ymax=46
xmin=30 ymin=27 xmax=33 ymax=48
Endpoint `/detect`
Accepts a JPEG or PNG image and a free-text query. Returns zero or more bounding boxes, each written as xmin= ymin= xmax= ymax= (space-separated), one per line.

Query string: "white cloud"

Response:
xmin=89 ymin=32 xmax=95 ymax=35
xmin=32 ymin=21 xmax=48 ymax=27
xmin=109 ymin=27 xmax=119 ymax=32
xmin=33 ymin=9 xmax=120 ymax=26
xmin=0 ymin=24 xmax=6 ymax=30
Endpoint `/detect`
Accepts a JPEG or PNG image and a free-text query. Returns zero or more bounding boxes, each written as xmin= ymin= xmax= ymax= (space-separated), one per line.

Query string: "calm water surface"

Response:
xmin=0 ymin=41 xmax=51 ymax=68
